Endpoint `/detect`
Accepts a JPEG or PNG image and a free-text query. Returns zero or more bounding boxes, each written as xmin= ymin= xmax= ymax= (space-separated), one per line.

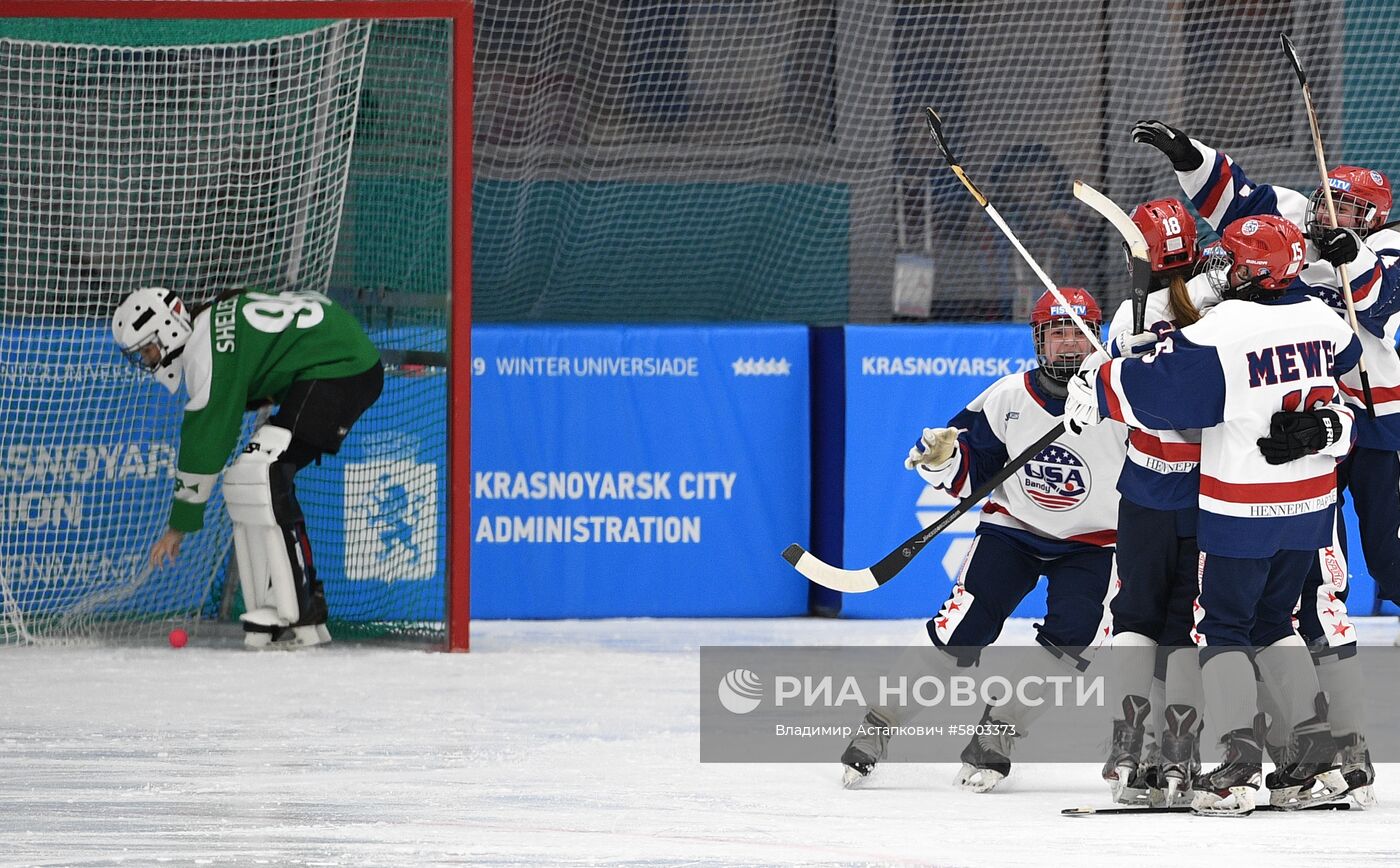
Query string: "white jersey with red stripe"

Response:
xmin=1174 ymin=139 xmax=1400 ymax=447
xmin=1095 ymin=295 xmax=1361 ymax=559
xmin=1105 ymin=274 xmax=1222 ymax=511
xmin=920 ymin=370 xmax=1126 ymax=548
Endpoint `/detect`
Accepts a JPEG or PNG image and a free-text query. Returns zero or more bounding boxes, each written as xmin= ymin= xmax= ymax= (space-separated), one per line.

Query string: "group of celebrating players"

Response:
xmin=840 ymin=120 xmax=1400 ymax=816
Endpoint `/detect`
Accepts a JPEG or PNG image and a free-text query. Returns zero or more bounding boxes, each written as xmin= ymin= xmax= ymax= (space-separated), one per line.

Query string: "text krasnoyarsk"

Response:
xmin=860 ymin=356 xmax=1036 ymax=377
xmin=770 ymin=674 xmax=1104 ymax=708
xmin=475 ymin=470 xmax=735 ymax=501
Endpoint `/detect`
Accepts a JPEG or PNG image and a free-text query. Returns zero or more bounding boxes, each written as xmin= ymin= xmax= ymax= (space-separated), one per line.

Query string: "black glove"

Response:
xmin=1257 ymin=409 xmax=1343 ymax=465
xmin=1316 ymin=227 xmax=1361 ymax=268
xmin=1131 ymin=120 xmax=1203 ymax=172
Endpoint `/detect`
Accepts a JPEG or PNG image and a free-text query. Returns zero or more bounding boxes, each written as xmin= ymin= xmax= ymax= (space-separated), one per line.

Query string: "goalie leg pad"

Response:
xmin=224 ymin=426 xmax=310 ymax=630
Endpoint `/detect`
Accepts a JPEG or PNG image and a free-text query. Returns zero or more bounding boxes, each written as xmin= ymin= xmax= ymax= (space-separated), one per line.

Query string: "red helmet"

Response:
xmin=1209 ymin=215 xmax=1306 ymax=299
xmin=1307 ymin=165 xmax=1392 ymax=241
xmin=1130 ymin=197 xmax=1199 ymax=272
xmin=1031 ymin=288 xmax=1101 ymax=381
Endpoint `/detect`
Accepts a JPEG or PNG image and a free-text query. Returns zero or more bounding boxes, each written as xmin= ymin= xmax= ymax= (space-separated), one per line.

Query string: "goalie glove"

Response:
xmin=1064 ymin=368 xmax=1104 ymax=435
xmin=1112 ymin=330 xmax=1158 ymax=359
xmin=1257 ymin=409 xmax=1345 ymax=465
xmin=1131 ymin=120 xmax=1203 ymax=172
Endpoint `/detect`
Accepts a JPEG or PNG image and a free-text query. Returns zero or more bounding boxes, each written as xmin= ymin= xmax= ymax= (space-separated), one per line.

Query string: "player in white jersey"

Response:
xmin=1134 ymin=121 xmax=1380 ymax=804
xmin=1067 ymin=215 xmax=1360 ymax=816
xmin=840 ymin=288 xmax=1126 ymax=793
xmin=1100 ymin=198 xmax=1220 ymax=805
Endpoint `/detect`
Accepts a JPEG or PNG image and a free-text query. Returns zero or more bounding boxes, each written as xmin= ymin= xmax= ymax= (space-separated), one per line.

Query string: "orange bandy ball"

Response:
xmin=168 ymin=628 xmax=188 ymax=649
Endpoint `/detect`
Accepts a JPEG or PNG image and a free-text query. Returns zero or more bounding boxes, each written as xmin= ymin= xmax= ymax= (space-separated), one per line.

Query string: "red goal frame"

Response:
xmin=0 ymin=1 xmax=474 ymax=652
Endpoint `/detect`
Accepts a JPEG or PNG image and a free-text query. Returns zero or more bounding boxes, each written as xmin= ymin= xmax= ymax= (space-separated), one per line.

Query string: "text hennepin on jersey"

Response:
xmin=473 ymin=469 xmax=736 ymax=544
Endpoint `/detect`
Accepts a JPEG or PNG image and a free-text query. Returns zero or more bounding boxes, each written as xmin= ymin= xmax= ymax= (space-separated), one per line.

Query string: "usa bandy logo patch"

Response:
xmin=1020 ymin=442 xmax=1090 ymax=511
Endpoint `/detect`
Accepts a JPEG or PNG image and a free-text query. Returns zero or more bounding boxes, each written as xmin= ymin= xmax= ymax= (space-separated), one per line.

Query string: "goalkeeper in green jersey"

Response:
xmin=112 ymin=286 xmax=383 ymax=649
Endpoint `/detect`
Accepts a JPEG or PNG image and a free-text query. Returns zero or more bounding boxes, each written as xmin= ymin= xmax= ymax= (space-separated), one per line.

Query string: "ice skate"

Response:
xmin=1191 ymin=723 xmax=1262 ymax=816
xmin=955 ymin=705 xmax=1017 ymax=793
xmin=1157 ymin=704 xmax=1200 ymax=807
xmin=1338 ymin=733 xmax=1376 ymax=809
xmin=840 ymin=709 xmax=893 ymax=788
xmin=1135 ymin=743 xmax=1170 ymax=807
xmin=244 ymin=623 xmax=329 ymax=650
xmin=1101 ymin=694 xmax=1151 ymax=804
xmin=1266 ymin=695 xmax=1348 ymax=810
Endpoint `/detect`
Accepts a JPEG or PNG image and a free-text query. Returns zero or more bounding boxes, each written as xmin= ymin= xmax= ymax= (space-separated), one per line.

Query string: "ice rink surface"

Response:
xmin=4 ymin=617 xmax=1400 ymax=867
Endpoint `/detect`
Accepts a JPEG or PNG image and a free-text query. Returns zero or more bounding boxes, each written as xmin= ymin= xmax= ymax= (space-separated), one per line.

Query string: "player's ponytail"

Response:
xmin=1167 ymin=272 xmax=1200 ymax=327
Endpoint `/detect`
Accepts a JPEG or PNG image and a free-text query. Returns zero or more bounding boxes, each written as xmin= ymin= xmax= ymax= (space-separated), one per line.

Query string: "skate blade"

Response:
xmin=841 ymin=765 xmax=871 ymax=789
xmin=955 ymin=763 xmax=1006 ymax=793
xmin=1191 ymin=786 xmax=1256 ymax=817
xmin=1348 ymin=785 xmax=1377 ymax=810
xmin=1270 ymin=770 xmax=1349 ymax=811
xmin=1153 ymin=772 xmax=1191 ymax=807
xmin=244 ymin=625 xmax=328 ymax=651
xmin=1108 ymin=765 xmax=1148 ymax=805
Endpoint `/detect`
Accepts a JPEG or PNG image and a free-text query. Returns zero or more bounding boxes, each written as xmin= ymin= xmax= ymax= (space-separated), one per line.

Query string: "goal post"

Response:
xmin=0 ymin=1 xmax=471 ymax=651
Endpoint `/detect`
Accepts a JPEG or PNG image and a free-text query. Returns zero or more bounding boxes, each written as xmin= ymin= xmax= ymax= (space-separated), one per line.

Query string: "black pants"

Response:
xmin=270 ymin=360 xmax=385 ymax=470
xmin=263 ymin=360 xmax=384 ymax=619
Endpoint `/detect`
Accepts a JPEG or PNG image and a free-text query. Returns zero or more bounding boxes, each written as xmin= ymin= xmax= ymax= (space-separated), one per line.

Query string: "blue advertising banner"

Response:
xmin=0 ymin=324 xmax=452 ymax=626
xmin=310 ymin=368 xmax=449 ymax=625
xmin=841 ymin=324 xmax=1043 ymax=620
xmin=0 ymin=326 xmax=219 ymax=619
xmin=471 ymin=324 xmax=811 ymax=618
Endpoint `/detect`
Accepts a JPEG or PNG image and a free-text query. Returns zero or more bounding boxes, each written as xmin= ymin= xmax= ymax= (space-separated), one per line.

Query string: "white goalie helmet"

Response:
xmin=111 ymin=287 xmax=193 ymax=394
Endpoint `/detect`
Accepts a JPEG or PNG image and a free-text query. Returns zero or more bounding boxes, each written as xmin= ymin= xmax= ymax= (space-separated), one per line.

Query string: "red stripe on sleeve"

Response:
xmin=1351 ymin=264 xmax=1381 ymax=305
xmin=1098 ymin=361 xmax=1126 ymax=423
xmin=1129 ymin=429 xmax=1201 ymax=462
xmin=1197 ymin=158 xmax=1233 ymax=218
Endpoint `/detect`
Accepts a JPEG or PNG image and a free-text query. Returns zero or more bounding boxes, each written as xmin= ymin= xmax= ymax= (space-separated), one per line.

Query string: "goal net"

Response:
xmin=475 ymin=1 xmax=1387 ymax=324
xmin=0 ymin=14 xmax=456 ymax=645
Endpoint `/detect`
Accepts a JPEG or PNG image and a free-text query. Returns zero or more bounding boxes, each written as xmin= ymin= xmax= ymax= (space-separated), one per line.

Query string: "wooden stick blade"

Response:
xmin=781 ymin=544 xmax=880 ymax=593
xmin=1280 ymin=32 xmax=1306 ymax=85
xmin=924 ymin=106 xmax=954 ymax=163
xmin=1073 ymin=180 xmax=1148 ymax=261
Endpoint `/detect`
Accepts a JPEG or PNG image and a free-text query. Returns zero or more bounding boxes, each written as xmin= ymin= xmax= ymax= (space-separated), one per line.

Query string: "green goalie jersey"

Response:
xmin=169 ymin=290 xmax=380 ymax=532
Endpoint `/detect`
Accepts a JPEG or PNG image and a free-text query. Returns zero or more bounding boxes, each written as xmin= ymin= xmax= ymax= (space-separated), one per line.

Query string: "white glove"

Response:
xmin=1113 ymin=330 xmax=1157 ymax=359
xmin=1063 ymin=368 xmax=1103 ymax=434
xmin=905 ymin=426 xmax=960 ymax=471
xmin=1079 ymin=348 xmax=1111 ymax=373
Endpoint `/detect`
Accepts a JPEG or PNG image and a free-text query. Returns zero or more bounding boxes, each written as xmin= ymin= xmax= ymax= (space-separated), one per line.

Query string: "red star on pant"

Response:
xmin=1327 ymin=592 xmax=1338 ymax=602
xmin=1324 ymin=608 xmax=1337 ymax=617
xmin=955 ymin=586 xmax=965 ymax=597
xmin=1324 ymin=548 xmax=1335 ymax=557
xmin=1103 ymin=625 xmax=1111 ymax=636
xmin=1332 ymin=622 xmax=1352 ymax=637
xmin=948 ymin=601 xmax=960 ymax=611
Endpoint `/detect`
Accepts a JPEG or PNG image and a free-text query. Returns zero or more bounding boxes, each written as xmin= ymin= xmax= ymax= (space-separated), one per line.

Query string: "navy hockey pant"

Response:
xmin=1110 ymin=498 xmax=1198 ymax=646
xmin=1195 ymin=549 xmax=1314 ymax=657
xmin=926 ymin=527 xmax=1114 ymax=666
